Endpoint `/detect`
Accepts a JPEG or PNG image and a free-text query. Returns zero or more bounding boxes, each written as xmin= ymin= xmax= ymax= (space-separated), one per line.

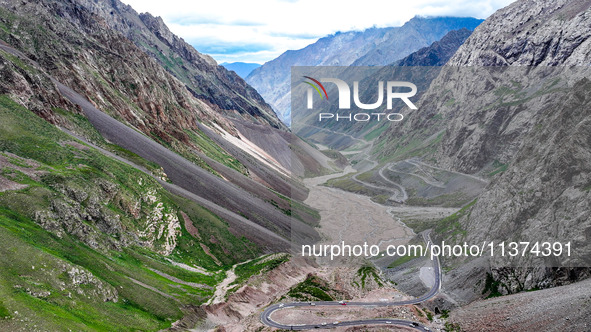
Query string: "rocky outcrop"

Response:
xmin=34 ymin=173 xmax=182 ymax=256
xmin=13 ymin=260 xmax=119 ymax=304
xmin=0 ymin=42 xmax=74 ymax=125
xmin=448 ymin=0 xmax=591 ymax=66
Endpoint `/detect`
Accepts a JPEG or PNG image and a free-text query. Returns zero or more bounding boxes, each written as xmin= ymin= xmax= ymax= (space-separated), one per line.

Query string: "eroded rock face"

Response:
xmin=65 ymin=265 xmax=119 ymax=302
xmin=448 ymin=0 xmax=591 ymax=66
xmin=455 ymin=77 xmax=591 ymax=294
xmin=0 ymin=0 xmax=229 ymax=144
xmin=203 ymin=257 xmax=317 ymax=331
xmin=13 ymin=260 xmax=119 ymax=304
xmin=371 ymin=0 xmax=591 ymax=303
xmin=54 ymin=0 xmax=283 ymax=129
xmin=34 ymin=176 xmax=181 ymax=255
xmin=0 ymin=45 xmax=73 ymax=125
xmin=445 ymin=1 xmax=591 ymax=296
xmin=0 ymin=0 xmax=285 ymax=163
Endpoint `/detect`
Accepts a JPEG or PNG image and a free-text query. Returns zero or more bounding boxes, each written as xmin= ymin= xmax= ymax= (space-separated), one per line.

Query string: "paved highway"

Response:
xmin=261 ymin=231 xmax=441 ymax=331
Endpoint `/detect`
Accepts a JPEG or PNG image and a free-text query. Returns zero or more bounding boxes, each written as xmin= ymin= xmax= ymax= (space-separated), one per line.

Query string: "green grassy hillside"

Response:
xmin=0 ymin=95 xmax=259 ymax=330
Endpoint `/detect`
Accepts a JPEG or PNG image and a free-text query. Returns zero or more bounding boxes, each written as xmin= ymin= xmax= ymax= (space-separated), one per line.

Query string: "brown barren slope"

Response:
xmin=448 ymin=277 xmax=591 ymax=331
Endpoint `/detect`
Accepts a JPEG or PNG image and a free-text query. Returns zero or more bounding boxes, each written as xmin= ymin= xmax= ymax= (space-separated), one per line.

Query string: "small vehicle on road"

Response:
xmin=321 ymin=322 xmax=327 ymax=326
xmin=386 ymin=321 xmax=392 ymax=324
xmin=409 ymin=322 xmax=419 ymax=327
xmin=338 ymin=300 xmax=347 ymax=305
xmin=278 ymin=304 xmax=284 ymax=308
xmin=333 ymin=321 xmax=339 ymax=325
xmin=310 ymin=302 xmax=315 ymax=306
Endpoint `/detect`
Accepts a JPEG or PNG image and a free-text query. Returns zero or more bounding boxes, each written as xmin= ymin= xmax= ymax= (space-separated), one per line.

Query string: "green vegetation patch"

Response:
xmin=444 ymin=321 xmax=462 ymax=332
xmin=0 ymin=213 xmax=178 ymax=331
xmin=387 ymin=244 xmax=427 ymax=269
xmin=488 ymin=160 xmax=508 ymax=177
xmin=434 ymin=199 xmax=477 ymax=241
xmin=356 ymin=265 xmax=383 ymax=288
xmin=405 ymin=192 xmax=472 ymax=208
xmin=185 ymin=129 xmax=247 ymax=175
xmin=374 ymin=130 xmax=444 ymax=164
xmin=482 ymin=272 xmax=504 ymax=299
xmin=0 ymin=300 xmax=10 ymax=319
xmin=169 ymin=193 xmax=260 ymax=270
xmin=231 ymin=254 xmax=289 ymax=287
xmin=288 ymin=274 xmax=334 ymax=301
xmin=363 ymin=122 xmax=389 ymax=141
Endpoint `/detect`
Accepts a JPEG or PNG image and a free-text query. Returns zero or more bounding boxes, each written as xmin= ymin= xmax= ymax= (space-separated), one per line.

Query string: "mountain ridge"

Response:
xmin=369 ymin=0 xmax=591 ymax=303
xmin=62 ymin=0 xmax=284 ymax=129
xmin=246 ymin=16 xmax=483 ymax=125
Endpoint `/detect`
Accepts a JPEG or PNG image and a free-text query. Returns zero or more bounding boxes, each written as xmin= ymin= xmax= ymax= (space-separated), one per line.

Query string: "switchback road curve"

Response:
xmin=261 ymin=231 xmax=441 ymax=331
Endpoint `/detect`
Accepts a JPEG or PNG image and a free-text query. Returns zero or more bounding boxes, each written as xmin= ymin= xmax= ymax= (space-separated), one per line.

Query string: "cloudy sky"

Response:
xmin=121 ymin=0 xmax=515 ymax=64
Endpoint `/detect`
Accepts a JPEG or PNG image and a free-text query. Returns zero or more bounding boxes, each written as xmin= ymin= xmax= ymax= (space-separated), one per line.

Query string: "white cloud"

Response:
xmin=120 ymin=0 xmax=515 ymax=64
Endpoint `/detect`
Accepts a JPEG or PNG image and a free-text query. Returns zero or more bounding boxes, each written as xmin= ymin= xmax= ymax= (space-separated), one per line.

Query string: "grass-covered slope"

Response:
xmin=0 ymin=95 xmax=260 ymax=330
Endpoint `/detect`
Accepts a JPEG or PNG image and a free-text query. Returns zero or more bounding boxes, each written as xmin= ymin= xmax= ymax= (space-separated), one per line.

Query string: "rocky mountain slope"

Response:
xmin=0 ymin=0 xmax=332 ymax=329
xmin=352 ymin=17 xmax=482 ymax=66
xmin=0 ymin=0 xmax=236 ymax=163
xmin=65 ymin=0 xmax=282 ymax=129
xmin=0 ymin=0 xmax=331 ymax=226
xmin=448 ymin=276 xmax=591 ymax=331
xmin=0 ymin=93 xmax=259 ymax=331
xmin=370 ymin=0 xmax=591 ymax=302
xmin=246 ymin=16 xmax=483 ymax=125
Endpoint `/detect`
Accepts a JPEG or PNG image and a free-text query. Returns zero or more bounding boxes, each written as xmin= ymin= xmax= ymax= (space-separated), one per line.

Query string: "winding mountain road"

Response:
xmin=261 ymin=231 xmax=441 ymax=331
xmin=351 ymin=162 xmax=408 ymax=203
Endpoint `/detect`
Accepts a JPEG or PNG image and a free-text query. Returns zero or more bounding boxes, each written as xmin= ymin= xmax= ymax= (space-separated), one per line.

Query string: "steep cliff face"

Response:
xmin=67 ymin=0 xmax=283 ymax=129
xmin=434 ymin=0 xmax=591 ymax=172
xmin=448 ymin=0 xmax=591 ymax=66
xmin=246 ymin=16 xmax=483 ymax=125
xmin=0 ymin=0 xmax=233 ymax=152
xmin=371 ymin=0 xmax=591 ymax=301
xmin=377 ymin=0 xmax=591 ymax=171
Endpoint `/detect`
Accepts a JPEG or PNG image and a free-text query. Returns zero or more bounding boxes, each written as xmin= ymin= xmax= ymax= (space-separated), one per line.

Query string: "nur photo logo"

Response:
xmin=302 ymin=75 xmax=418 ymax=122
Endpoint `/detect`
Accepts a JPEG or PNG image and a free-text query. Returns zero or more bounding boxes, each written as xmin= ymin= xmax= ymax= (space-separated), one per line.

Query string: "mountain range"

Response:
xmin=324 ymin=0 xmax=591 ymax=304
xmin=0 ymin=0 xmax=590 ymax=330
xmin=246 ymin=16 xmax=483 ymax=125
